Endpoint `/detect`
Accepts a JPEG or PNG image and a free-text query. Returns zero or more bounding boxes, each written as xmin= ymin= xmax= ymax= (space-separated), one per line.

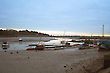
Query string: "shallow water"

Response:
xmin=0 ymin=41 xmax=40 ymax=50
xmin=0 ymin=37 xmax=54 ymax=50
xmin=0 ymin=37 xmax=81 ymax=51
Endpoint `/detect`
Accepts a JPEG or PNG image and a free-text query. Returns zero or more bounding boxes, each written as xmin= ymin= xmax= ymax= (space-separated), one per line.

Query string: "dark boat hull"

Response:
xmin=27 ymin=45 xmax=45 ymax=51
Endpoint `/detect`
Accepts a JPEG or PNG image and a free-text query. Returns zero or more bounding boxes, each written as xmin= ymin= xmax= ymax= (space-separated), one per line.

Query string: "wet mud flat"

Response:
xmin=0 ymin=49 xmax=105 ymax=73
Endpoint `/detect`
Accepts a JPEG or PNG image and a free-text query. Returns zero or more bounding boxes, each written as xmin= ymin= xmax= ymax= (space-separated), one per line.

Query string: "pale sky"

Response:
xmin=0 ymin=0 xmax=110 ymax=36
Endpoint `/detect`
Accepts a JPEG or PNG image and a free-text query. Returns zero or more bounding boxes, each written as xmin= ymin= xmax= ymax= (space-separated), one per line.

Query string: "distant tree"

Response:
xmin=0 ymin=29 xmax=49 ymax=37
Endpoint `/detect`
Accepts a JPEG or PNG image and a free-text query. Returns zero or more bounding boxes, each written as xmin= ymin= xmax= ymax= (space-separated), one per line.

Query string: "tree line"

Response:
xmin=0 ymin=29 xmax=49 ymax=37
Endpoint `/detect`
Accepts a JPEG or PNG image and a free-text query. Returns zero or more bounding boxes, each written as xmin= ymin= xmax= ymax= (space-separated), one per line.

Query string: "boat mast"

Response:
xmin=102 ymin=24 xmax=104 ymax=37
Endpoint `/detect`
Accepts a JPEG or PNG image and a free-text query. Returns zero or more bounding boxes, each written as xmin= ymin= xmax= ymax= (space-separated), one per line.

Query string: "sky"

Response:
xmin=0 ymin=0 xmax=110 ymax=36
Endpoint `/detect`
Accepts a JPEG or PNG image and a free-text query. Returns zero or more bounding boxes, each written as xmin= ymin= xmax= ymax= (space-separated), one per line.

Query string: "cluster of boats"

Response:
xmin=26 ymin=39 xmax=84 ymax=51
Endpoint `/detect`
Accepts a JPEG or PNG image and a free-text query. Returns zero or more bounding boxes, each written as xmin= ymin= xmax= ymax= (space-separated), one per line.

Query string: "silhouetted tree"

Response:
xmin=0 ymin=29 xmax=49 ymax=37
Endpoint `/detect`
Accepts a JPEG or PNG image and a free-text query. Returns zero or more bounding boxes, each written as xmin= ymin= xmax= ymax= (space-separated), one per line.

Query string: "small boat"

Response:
xmin=26 ymin=44 xmax=45 ymax=51
xmin=2 ymin=42 xmax=9 ymax=50
xmin=19 ymin=38 xmax=23 ymax=41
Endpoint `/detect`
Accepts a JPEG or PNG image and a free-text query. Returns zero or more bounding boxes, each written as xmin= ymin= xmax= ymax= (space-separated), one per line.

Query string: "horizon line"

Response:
xmin=0 ymin=28 xmax=110 ymax=36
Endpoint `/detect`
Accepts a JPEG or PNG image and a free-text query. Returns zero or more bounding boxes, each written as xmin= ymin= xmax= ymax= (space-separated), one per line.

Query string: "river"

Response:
xmin=0 ymin=37 xmax=81 ymax=51
xmin=0 ymin=37 xmax=54 ymax=50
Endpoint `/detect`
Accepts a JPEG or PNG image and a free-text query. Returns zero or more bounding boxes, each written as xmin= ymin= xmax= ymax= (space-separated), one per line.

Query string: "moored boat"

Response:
xmin=26 ymin=44 xmax=45 ymax=51
xmin=19 ymin=38 xmax=23 ymax=41
xmin=2 ymin=42 xmax=9 ymax=50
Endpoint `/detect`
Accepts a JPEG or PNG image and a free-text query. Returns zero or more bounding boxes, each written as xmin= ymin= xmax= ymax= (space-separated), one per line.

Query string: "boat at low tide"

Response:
xmin=2 ymin=42 xmax=9 ymax=50
xmin=26 ymin=44 xmax=45 ymax=51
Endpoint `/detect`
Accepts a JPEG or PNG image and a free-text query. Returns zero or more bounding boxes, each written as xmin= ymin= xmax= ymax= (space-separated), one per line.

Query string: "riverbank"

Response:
xmin=0 ymin=48 xmax=105 ymax=73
